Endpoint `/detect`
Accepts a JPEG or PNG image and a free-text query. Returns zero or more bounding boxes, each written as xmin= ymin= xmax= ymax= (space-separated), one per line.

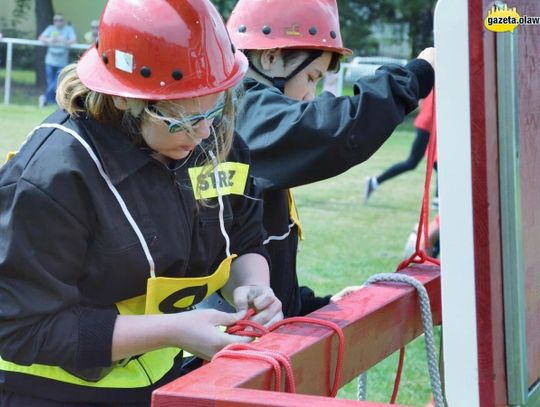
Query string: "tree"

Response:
xmin=211 ymin=0 xmax=236 ymax=19
xmin=34 ymin=0 xmax=54 ymax=87
xmin=352 ymin=0 xmax=437 ymax=57
xmin=337 ymin=0 xmax=378 ymax=56
xmin=8 ymin=0 xmax=54 ymax=87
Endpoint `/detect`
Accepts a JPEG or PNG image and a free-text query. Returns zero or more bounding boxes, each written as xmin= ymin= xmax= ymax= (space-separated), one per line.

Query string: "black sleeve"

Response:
xmin=227 ymin=136 xmax=270 ymax=266
xmin=236 ymin=59 xmax=434 ymax=189
xmin=0 ymin=178 xmax=117 ymax=370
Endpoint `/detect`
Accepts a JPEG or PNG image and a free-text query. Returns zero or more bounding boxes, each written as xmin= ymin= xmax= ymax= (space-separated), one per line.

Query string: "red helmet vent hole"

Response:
xmin=140 ymin=67 xmax=151 ymax=78
xmin=172 ymin=70 xmax=183 ymax=81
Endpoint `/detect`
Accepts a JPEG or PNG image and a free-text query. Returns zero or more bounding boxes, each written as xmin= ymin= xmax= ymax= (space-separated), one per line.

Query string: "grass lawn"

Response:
xmin=0 ymin=103 xmax=439 ymax=406
xmin=0 ymin=104 xmax=56 ymax=158
xmin=293 ymin=118 xmax=440 ymax=405
xmin=0 ymin=69 xmax=43 ymax=106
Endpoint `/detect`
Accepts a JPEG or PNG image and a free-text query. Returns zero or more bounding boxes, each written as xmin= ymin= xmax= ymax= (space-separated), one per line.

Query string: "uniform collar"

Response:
xmin=56 ymin=110 xmax=153 ymax=185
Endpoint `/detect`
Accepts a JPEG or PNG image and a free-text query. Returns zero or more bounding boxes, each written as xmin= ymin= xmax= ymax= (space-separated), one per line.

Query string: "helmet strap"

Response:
xmin=249 ymin=50 xmax=323 ymax=93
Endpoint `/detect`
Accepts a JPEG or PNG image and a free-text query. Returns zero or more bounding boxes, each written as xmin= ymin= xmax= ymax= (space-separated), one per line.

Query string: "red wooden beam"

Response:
xmin=152 ymin=265 xmax=441 ymax=406
xmin=153 ymin=387 xmax=410 ymax=407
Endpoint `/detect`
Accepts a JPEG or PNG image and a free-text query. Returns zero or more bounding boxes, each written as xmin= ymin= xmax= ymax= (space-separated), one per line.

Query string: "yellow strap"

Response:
xmin=0 ymin=347 xmax=180 ymax=388
xmin=116 ymin=254 xmax=236 ymax=315
xmin=288 ymin=189 xmax=304 ymax=240
xmin=188 ymin=162 xmax=249 ymax=200
xmin=4 ymin=151 xmax=17 ymax=163
xmin=2 ymin=256 xmax=236 ymax=388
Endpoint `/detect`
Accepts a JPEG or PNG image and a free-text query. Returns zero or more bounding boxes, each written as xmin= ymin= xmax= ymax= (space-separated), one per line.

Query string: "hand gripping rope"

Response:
xmin=212 ymin=311 xmax=345 ymax=397
xmin=357 ymin=93 xmax=443 ymax=406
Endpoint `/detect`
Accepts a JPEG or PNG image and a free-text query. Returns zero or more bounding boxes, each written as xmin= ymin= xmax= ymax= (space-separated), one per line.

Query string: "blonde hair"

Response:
xmin=56 ymin=63 xmax=235 ymax=165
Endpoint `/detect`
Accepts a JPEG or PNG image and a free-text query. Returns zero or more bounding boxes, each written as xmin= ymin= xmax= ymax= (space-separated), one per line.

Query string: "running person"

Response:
xmin=364 ymin=89 xmax=437 ymax=204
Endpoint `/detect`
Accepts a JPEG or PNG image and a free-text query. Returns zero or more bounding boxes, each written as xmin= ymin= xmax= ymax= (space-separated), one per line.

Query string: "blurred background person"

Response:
xmin=84 ymin=20 xmax=99 ymax=44
xmin=38 ymin=13 xmax=77 ymax=107
xmin=364 ymin=89 xmax=437 ymax=205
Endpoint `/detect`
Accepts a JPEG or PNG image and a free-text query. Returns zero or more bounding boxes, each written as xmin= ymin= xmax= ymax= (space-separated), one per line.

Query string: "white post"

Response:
xmin=1 ymin=38 xmax=89 ymax=106
xmin=336 ymin=65 xmax=344 ymax=97
xmin=435 ymin=0 xmax=480 ymax=405
xmin=4 ymin=41 xmax=13 ymax=105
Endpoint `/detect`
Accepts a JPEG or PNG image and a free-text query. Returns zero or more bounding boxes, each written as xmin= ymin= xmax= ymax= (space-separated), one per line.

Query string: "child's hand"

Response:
xmin=173 ymin=309 xmax=251 ymax=360
xmin=330 ymin=285 xmax=364 ymax=303
xmin=417 ymin=47 xmax=435 ymax=69
xmin=233 ymin=285 xmax=283 ymax=327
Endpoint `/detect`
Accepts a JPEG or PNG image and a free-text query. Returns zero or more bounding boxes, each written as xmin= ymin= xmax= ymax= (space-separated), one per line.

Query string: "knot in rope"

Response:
xmin=217 ymin=313 xmax=345 ymax=397
xmin=363 ymin=273 xmax=443 ymax=407
xmin=213 ymin=343 xmax=296 ymax=393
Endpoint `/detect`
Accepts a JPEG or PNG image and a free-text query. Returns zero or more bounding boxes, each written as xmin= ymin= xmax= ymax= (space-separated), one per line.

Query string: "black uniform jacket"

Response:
xmin=0 ymin=110 xmax=268 ymax=403
xmin=236 ymin=59 xmax=434 ymax=317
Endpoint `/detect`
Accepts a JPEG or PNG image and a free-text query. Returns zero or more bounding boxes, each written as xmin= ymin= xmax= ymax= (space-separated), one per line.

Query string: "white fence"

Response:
xmin=1 ymin=38 xmax=407 ymax=104
xmin=1 ymin=37 xmax=89 ymax=105
xmin=329 ymin=57 xmax=407 ymax=96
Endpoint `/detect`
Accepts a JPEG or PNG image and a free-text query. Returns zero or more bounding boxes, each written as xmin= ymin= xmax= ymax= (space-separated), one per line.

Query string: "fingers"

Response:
xmin=221 ymin=331 xmax=253 ymax=346
xmin=233 ymin=285 xmax=270 ymax=312
xmin=207 ymin=309 xmax=247 ymax=326
xmin=252 ymin=288 xmax=275 ymax=310
xmin=250 ymin=299 xmax=283 ymax=326
xmin=235 ymin=286 xmax=283 ymax=326
xmin=417 ymin=47 xmax=435 ymax=69
xmin=330 ymin=285 xmax=364 ymax=303
xmin=264 ymin=309 xmax=284 ymax=327
xmin=233 ymin=286 xmax=250 ymax=312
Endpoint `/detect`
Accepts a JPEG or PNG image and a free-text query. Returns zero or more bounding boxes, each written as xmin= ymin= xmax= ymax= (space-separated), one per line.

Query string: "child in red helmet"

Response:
xmin=0 ymin=1 xmax=281 ymax=405
xmin=227 ymin=0 xmax=435 ymax=317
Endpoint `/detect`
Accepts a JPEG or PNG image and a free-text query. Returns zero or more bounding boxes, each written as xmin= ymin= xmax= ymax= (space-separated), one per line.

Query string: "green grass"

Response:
xmin=293 ymin=120 xmax=438 ymax=405
xmin=0 ymin=68 xmax=36 ymax=85
xmin=0 ymin=69 xmax=42 ymax=106
xmin=0 ymin=104 xmax=56 ymax=159
xmin=0 ymin=103 xmax=437 ymax=406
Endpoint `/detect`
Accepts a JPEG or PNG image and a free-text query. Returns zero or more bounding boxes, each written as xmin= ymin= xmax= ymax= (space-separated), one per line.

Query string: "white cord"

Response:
xmin=30 ymin=124 xmax=156 ymax=277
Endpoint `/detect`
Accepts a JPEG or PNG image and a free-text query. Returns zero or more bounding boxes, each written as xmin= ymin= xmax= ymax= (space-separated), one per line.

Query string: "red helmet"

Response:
xmin=77 ymin=0 xmax=247 ymax=100
xmin=227 ymin=0 xmax=352 ymax=56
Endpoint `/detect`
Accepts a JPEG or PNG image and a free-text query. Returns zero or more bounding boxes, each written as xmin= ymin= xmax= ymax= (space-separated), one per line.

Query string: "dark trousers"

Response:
xmin=376 ymin=128 xmax=438 ymax=196
xmin=44 ymin=64 xmax=63 ymax=105
xmin=377 ymin=128 xmax=430 ymax=184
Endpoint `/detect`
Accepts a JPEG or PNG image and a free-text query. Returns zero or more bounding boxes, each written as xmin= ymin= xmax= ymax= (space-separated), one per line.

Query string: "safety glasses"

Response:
xmin=148 ymin=102 xmax=224 ymax=133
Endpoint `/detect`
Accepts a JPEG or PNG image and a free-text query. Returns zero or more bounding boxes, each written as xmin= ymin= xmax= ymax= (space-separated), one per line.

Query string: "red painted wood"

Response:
xmin=512 ymin=0 xmax=540 ymax=388
xmin=152 ymin=265 xmax=440 ymax=406
xmin=154 ymin=387 xmax=410 ymax=407
xmin=471 ymin=0 xmax=540 ymax=402
xmin=469 ymin=1 xmax=507 ymax=405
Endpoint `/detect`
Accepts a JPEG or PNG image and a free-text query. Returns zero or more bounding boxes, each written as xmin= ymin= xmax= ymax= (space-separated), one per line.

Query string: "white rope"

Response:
xmin=263 ymin=220 xmax=296 ymax=245
xmin=209 ymin=150 xmax=231 ymax=258
xmin=357 ymin=273 xmax=444 ymax=407
xmin=357 ymin=371 xmax=368 ymax=400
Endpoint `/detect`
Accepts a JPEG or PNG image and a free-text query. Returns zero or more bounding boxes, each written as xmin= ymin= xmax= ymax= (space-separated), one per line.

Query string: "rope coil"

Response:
xmin=215 ymin=314 xmax=345 ymax=397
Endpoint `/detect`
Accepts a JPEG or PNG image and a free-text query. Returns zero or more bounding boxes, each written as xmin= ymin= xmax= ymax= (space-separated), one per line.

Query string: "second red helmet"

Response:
xmin=227 ymin=0 xmax=352 ymax=56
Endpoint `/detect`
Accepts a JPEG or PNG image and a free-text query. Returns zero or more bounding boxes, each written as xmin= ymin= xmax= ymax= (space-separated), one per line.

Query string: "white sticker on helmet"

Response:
xmin=115 ymin=50 xmax=134 ymax=73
